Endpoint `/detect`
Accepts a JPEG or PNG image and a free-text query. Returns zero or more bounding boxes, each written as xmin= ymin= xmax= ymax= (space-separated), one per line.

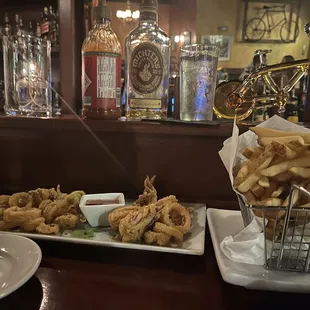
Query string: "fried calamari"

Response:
xmin=144 ymin=231 xmax=171 ymax=246
xmin=0 ymin=185 xmax=85 ymax=235
xmin=159 ymin=203 xmax=191 ymax=234
xmin=22 ymin=217 xmax=45 ymax=232
xmin=9 ymin=193 xmax=33 ymax=208
xmin=119 ymin=205 xmax=160 ymax=242
xmin=134 ymin=176 xmax=157 ymax=206
xmin=54 ymin=214 xmax=79 ymax=230
xmin=108 ymin=206 xmax=140 ymax=229
xmin=36 ymin=223 xmax=60 ymax=235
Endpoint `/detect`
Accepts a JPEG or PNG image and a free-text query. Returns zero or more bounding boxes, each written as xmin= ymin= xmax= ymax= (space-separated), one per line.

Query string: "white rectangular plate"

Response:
xmin=207 ymin=208 xmax=310 ymax=293
xmin=1 ymin=203 xmax=206 ymax=256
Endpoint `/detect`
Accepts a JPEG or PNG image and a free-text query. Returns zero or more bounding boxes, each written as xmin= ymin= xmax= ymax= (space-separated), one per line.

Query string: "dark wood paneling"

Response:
xmin=0 ymin=117 xmax=238 ymax=207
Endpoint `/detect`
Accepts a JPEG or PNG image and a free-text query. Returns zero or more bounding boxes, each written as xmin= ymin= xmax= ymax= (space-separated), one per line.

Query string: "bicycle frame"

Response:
xmin=260 ymin=6 xmax=287 ymax=31
xmin=225 ymin=59 xmax=310 ymax=111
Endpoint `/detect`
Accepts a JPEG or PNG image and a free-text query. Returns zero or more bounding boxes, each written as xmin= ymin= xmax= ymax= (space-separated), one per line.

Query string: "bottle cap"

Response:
xmin=93 ymin=0 xmax=111 ymax=20
xmin=140 ymin=0 xmax=158 ymax=10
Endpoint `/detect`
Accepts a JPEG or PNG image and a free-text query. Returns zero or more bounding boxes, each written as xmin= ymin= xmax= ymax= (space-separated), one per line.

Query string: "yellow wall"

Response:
xmin=197 ymin=0 xmax=310 ymax=68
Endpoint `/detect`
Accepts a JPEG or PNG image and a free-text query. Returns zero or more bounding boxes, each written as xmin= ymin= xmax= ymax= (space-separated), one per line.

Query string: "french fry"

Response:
xmin=258 ymin=176 xmax=270 ymax=188
xmin=237 ymin=172 xmax=261 ymax=193
xmin=242 ymin=147 xmax=264 ymax=159
xmin=234 ymin=146 xmax=274 ymax=186
xmin=258 ymin=136 xmax=304 ymax=147
xmin=270 ymin=141 xmax=297 ymax=160
xmin=271 ymin=185 xmax=285 ymax=198
xmin=289 ymin=167 xmax=310 ymax=178
xmin=260 ymin=156 xmax=310 ymax=177
xmin=250 ymin=127 xmax=310 ymax=143
xmin=252 ymin=183 xmax=265 ymax=198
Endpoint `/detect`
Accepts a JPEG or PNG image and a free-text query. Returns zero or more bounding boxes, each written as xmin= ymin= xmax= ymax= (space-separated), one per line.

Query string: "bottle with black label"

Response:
xmin=125 ymin=0 xmax=171 ymax=120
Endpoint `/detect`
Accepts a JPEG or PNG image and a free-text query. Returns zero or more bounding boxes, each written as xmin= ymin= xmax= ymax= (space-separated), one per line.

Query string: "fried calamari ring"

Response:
xmin=153 ymin=222 xmax=183 ymax=242
xmin=3 ymin=207 xmax=41 ymax=224
xmin=9 ymin=192 xmax=32 ymax=208
xmin=108 ymin=206 xmax=140 ymax=229
xmin=22 ymin=217 xmax=45 ymax=232
xmin=36 ymin=223 xmax=60 ymax=235
xmin=160 ymin=203 xmax=191 ymax=234
xmin=144 ymin=231 xmax=171 ymax=246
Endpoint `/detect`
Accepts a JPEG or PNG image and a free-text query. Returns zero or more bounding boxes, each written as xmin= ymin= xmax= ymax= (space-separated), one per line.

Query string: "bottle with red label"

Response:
xmin=82 ymin=0 xmax=122 ymax=120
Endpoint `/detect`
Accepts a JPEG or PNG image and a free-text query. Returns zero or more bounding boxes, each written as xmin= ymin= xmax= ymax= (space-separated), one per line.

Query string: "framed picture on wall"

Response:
xmin=201 ymin=35 xmax=232 ymax=61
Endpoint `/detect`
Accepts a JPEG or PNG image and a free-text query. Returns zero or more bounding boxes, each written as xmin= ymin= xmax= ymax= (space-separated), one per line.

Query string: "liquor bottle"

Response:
xmin=81 ymin=0 xmax=122 ymax=120
xmin=15 ymin=14 xmax=20 ymax=35
xmin=29 ymin=21 xmax=34 ymax=36
xmin=48 ymin=6 xmax=57 ymax=45
xmin=3 ymin=13 xmax=12 ymax=36
xmin=36 ymin=22 xmax=42 ymax=38
xmin=125 ymin=0 xmax=171 ymax=120
xmin=18 ymin=17 xmax=26 ymax=36
xmin=41 ymin=7 xmax=49 ymax=40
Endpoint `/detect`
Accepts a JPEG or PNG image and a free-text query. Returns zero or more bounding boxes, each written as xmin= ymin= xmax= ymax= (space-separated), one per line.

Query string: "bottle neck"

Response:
xmin=94 ymin=18 xmax=111 ymax=28
xmin=139 ymin=8 xmax=158 ymax=24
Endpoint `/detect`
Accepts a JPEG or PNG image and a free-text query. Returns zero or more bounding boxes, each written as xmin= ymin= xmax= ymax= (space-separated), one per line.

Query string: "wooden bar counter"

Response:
xmin=0 ymin=116 xmax=308 ymax=309
xmin=0 ymin=116 xmax=240 ymax=208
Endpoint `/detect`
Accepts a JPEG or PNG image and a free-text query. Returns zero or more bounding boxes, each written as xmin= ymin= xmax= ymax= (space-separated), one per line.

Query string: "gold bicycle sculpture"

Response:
xmin=213 ymin=23 xmax=310 ymax=121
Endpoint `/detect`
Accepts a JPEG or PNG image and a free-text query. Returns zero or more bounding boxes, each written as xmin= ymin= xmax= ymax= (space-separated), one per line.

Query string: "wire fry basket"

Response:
xmin=238 ymin=184 xmax=310 ymax=273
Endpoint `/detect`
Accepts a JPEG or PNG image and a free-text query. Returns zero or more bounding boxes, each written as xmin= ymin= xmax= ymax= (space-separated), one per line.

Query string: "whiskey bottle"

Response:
xmin=125 ymin=0 xmax=171 ymax=120
xmin=18 ymin=17 xmax=26 ymax=36
xmin=41 ymin=7 xmax=49 ymax=40
xmin=81 ymin=0 xmax=122 ymax=120
xmin=36 ymin=22 xmax=42 ymax=38
xmin=3 ymin=13 xmax=12 ymax=36
xmin=28 ymin=21 xmax=34 ymax=36
xmin=14 ymin=14 xmax=20 ymax=35
xmin=48 ymin=6 xmax=57 ymax=46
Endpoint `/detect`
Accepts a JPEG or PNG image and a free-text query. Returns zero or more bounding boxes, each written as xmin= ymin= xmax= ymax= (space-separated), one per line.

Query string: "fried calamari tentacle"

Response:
xmin=160 ymin=203 xmax=191 ymax=234
xmin=153 ymin=222 xmax=183 ymax=242
xmin=134 ymin=175 xmax=157 ymax=206
xmin=9 ymin=193 xmax=32 ymax=208
xmin=21 ymin=217 xmax=45 ymax=232
xmin=0 ymin=195 xmax=10 ymax=208
xmin=144 ymin=231 xmax=171 ymax=246
xmin=119 ymin=206 xmax=160 ymax=242
xmin=3 ymin=207 xmax=41 ymax=223
xmin=36 ymin=223 xmax=60 ymax=235
xmin=108 ymin=206 xmax=140 ymax=229
xmin=54 ymin=214 xmax=79 ymax=230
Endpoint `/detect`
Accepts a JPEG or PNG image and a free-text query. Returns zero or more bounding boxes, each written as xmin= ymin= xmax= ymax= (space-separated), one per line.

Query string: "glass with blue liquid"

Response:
xmin=3 ymin=35 xmax=52 ymax=117
xmin=180 ymin=44 xmax=219 ymax=121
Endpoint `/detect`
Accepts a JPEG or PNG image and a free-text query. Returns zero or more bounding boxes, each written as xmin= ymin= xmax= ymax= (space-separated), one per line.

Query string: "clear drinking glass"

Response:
xmin=180 ymin=44 xmax=219 ymax=121
xmin=3 ymin=35 xmax=52 ymax=117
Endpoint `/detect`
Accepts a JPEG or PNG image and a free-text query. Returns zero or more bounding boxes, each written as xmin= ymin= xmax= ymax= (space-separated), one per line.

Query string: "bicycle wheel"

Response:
xmin=280 ymin=21 xmax=299 ymax=43
xmin=245 ymin=18 xmax=266 ymax=41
